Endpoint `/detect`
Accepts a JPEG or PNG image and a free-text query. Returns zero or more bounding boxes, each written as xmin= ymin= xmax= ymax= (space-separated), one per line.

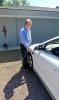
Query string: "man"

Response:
xmin=19 ymin=18 xmax=32 ymax=69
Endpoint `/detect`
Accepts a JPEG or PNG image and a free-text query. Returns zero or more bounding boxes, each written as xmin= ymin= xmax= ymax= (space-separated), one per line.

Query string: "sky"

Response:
xmin=29 ymin=0 xmax=59 ymax=8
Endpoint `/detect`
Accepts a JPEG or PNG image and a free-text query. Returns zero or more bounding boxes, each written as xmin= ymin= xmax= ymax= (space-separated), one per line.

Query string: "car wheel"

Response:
xmin=26 ymin=51 xmax=33 ymax=69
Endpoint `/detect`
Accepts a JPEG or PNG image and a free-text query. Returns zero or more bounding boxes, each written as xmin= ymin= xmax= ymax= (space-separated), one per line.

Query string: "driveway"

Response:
xmin=0 ymin=50 xmax=53 ymax=100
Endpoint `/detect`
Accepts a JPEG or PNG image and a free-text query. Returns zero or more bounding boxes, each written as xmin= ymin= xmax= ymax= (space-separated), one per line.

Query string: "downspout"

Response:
xmin=15 ymin=17 xmax=18 ymax=47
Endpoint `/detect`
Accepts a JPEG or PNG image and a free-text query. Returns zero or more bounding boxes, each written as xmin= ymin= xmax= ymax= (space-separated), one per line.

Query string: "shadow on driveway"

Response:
xmin=3 ymin=67 xmax=53 ymax=100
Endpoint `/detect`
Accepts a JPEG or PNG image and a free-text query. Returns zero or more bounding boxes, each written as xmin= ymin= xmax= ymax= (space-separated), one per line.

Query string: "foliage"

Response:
xmin=0 ymin=0 xmax=4 ymax=6
xmin=3 ymin=0 xmax=30 ymax=6
xmin=12 ymin=0 xmax=21 ymax=6
xmin=3 ymin=0 xmax=13 ymax=6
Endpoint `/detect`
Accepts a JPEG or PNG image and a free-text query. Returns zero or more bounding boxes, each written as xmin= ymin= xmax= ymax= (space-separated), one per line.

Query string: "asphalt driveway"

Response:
xmin=0 ymin=50 xmax=53 ymax=100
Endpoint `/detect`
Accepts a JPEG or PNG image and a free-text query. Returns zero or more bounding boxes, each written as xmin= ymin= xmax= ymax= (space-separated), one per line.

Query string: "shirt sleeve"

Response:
xmin=20 ymin=29 xmax=29 ymax=49
xmin=29 ymin=30 xmax=32 ymax=45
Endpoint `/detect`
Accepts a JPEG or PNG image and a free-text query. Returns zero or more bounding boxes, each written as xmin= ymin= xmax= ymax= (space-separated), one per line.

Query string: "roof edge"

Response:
xmin=0 ymin=6 xmax=59 ymax=12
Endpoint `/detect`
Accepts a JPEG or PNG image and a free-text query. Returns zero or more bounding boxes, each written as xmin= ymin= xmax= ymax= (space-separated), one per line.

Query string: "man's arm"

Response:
xmin=20 ymin=29 xmax=29 ymax=49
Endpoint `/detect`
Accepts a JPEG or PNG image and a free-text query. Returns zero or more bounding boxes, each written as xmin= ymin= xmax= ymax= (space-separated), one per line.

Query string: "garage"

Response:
xmin=0 ymin=6 xmax=59 ymax=49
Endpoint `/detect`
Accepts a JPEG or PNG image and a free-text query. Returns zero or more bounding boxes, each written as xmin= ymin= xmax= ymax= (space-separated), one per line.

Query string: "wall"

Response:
xmin=0 ymin=17 xmax=17 ymax=48
xmin=31 ymin=18 xmax=59 ymax=43
xmin=16 ymin=18 xmax=59 ymax=45
xmin=0 ymin=17 xmax=59 ymax=48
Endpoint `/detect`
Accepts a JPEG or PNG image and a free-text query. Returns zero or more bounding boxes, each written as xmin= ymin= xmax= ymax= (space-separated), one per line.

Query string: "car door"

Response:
xmin=33 ymin=46 xmax=59 ymax=100
xmin=32 ymin=49 xmax=40 ymax=72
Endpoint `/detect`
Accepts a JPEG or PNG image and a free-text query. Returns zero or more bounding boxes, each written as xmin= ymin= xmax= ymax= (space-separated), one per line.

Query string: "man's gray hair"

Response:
xmin=25 ymin=18 xmax=32 ymax=24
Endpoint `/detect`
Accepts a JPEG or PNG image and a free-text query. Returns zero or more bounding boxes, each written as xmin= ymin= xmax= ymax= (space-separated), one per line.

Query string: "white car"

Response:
xmin=30 ymin=36 xmax=59 ymax=100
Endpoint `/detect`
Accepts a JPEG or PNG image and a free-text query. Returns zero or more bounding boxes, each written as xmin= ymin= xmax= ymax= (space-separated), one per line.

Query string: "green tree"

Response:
xmin=3 ymin=0 xmax=30 ymax=7
xmin=12 ymin=0 xmax=21 ymax=6
xmin=3 ymin=0 xmax=30 ymax=6
xmin=21 ymin=0 xmax=27 ymax=6
xmin=3 ymin=1 xmax=13 ymax=6
xmin=12 ymin=0 xmax=30 ymax=6
xmin=26 ymin=0 xmax=30 ymax=6
xmin=0 ymin=0 xmax=4 ymax=6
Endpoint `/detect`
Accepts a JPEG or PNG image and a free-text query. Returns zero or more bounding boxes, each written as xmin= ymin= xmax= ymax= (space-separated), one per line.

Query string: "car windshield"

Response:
xmin=44 ymin=38 xmax=59 ymax=46
xmin=50 ymin=38 xmax=59 ymax=44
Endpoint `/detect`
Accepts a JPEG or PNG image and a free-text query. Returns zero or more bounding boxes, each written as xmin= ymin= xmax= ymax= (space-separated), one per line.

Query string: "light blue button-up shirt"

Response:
xmin=19 ymin=27 xmax=32 ymax=49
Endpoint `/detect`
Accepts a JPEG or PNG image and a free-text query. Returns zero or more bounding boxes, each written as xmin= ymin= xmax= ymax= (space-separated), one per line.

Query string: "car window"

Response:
xmin=46 ymin=44 xmax=59 ymax=57
xmin=46 ymin=44 xmax=59 ymax=50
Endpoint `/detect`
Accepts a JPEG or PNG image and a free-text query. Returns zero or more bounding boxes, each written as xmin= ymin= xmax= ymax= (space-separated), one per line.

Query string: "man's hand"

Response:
xmin=27 ymin=48 xmax=32 ymax=53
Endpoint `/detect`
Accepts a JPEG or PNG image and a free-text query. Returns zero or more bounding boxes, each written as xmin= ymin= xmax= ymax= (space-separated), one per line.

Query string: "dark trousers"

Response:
xmin=20 ymin=43 xmax=27 ymax=68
